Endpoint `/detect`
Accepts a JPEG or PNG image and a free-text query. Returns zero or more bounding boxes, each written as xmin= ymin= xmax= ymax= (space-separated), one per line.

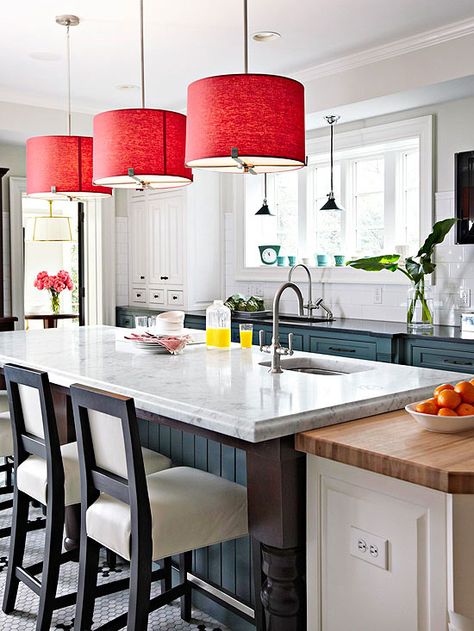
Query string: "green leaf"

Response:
xmin=404 ymin=257 xmax=421 ymax=283
xmin=346 ymin=254 xmax=400 ymax=272
xmin=416 ymin=218 xmax=457 ymax=258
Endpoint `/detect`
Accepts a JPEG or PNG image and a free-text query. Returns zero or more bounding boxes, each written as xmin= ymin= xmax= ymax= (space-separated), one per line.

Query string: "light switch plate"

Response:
xmin=350 ymin=526 xmax=389 ymax=570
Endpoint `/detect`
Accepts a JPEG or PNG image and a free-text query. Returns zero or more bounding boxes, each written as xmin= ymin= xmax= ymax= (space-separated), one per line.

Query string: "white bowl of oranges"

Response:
xmin=406 ymin=380 xmax=474 ymax=433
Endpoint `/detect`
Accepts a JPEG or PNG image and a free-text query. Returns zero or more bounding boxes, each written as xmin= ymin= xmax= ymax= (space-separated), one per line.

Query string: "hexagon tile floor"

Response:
xmin=0 ymin=499 xmax=230 ymax=630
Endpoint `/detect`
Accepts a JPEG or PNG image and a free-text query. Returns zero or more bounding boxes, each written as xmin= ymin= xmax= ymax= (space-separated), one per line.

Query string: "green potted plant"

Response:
xmin=346 ymin=218 xmax=457 ymax=330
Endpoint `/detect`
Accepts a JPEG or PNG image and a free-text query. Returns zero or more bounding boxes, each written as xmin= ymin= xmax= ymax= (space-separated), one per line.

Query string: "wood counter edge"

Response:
xmin=295 ymin=415 xmax=474 ymax=494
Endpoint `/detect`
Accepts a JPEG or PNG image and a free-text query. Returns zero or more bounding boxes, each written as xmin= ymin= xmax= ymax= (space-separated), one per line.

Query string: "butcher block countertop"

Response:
xmin=296 ymin=409 xmax=474 ymax=494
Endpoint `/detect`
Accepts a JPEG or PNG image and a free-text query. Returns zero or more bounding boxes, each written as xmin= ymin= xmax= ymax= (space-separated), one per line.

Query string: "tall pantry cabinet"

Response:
xmin=127 ymin=171 xmax=222 ymax=311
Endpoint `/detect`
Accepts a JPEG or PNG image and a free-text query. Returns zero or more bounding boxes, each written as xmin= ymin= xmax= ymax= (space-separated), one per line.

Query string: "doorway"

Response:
xmin=22 ymin=198 xmax=84 ymax=329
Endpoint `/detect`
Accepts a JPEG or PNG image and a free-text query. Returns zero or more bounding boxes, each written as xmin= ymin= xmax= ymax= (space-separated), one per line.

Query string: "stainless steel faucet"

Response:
xmin=259 ymin=282 xmax=304 ymax=373
xmin=288 ymin=264 xmax=334 ymax=320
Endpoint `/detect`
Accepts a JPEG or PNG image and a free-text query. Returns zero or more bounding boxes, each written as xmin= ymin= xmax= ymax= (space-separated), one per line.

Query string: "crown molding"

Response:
xmin=293 ymin=17 xmax=474 ymax=83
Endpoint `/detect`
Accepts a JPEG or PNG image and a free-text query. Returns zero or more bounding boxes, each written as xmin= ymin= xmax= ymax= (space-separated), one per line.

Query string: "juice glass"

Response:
xmin=239 ymin=323 xmax=253 ymax=348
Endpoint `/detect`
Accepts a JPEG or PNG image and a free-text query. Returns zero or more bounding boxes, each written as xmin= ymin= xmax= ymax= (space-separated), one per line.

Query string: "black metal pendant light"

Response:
xmin=321 ymin=115 xmax=344 ymax=211
xmin=255 ymin=173 xmax=274 ymax=215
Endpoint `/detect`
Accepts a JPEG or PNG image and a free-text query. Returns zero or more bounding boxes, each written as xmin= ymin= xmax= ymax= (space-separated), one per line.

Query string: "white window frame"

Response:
xmin=234 ymin=115 xmax=433 ymax=285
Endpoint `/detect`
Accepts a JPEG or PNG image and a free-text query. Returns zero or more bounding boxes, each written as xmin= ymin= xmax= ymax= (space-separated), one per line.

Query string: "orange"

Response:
xmin=433 ymin=383 xmax=454 ymax=397
xmin=454 ymin=381 xmax=474 ymax=404
xmin=415 ymin=400 xmax=438 ymax=415
xmin=438 ymin=408 xmax=458 ymax=416
xmin=456 ymin=403 xmax=474 ymax=416
xmin=437 ymin=389 xmax=462 ymax=410
xmin=426 ymin=397 xmax=439 ymax=408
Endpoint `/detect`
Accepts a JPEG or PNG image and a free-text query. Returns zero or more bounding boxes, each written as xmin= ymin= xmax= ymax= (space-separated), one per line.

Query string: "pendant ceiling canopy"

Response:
xmin=92 ymin=0 xmax=192 ymax=190
xmin=185 ymin=0 xmax=306 ymax=175
xmin=26 ymin=16 xmax=111 ymax=200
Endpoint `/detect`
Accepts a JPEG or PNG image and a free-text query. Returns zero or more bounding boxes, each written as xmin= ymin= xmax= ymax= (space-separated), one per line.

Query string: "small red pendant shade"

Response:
xmin=93 ymin=108 xmax=193 ymax=189
xmin=27 ymin=136 xmax=111 ymax=199
xmin=185 ymin=74 xmax=306 ymax=173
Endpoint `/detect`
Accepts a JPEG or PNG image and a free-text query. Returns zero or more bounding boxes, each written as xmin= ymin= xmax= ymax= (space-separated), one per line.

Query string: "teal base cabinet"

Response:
xmin=403 ymin=338 xmax=474 ymax=373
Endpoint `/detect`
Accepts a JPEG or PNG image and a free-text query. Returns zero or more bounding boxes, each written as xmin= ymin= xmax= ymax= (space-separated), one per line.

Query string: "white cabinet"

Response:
xmin=307 ymin=456 xmax=448 ymax=631
xmin=129 ymin=200 xmax=148 ymax=285
xmin=127 ymin=171 xmax=221 ymax=311
xmin=148 ymin=194 xmax=184 ymax=286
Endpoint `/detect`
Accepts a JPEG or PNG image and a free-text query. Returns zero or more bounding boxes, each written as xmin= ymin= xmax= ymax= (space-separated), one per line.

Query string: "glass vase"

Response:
xmin=407 ymin=280 xmax=434 ymax=331
xmin=50 ymin=291 xmax=60 ymax=315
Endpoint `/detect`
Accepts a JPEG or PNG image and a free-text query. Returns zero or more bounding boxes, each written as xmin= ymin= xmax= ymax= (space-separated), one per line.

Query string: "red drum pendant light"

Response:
xmin=185 ymin=0 xmax=306 ymax=174
xmin=26 ymin=16 xmax=111 ymax=200
xmin=93 ymin=0 xmax=192 ymax=190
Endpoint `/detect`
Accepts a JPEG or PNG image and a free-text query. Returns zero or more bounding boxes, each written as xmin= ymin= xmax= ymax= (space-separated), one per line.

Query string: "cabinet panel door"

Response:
xmin=129 ymin=200 xmax=148 ymax=284
xmin=148 ymin=195 xmax=184 ymax=286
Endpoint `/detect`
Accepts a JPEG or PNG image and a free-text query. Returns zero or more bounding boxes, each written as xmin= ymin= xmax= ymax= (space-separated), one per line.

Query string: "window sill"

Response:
xmin=235 ymin=265 xmax=410 ymax=285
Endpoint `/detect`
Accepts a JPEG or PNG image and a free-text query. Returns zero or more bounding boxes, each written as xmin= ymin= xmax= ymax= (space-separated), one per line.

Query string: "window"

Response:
xmin=242 ymin=116 xmax=432 ymax=273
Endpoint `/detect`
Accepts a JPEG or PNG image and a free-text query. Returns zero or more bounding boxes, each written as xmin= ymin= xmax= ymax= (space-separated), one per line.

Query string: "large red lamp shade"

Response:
xmin=93 ymin=108 xmax=193 ymax=189
xmin=26 ymin=135 xmax=111 ymax=199
xmin=185 ymin=73 xmax=306 ymax=174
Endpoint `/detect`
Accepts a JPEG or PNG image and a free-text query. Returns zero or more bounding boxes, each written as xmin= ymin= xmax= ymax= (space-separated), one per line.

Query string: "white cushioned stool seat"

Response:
xmin=0 ymin=392 xmax=10 ymax=414
xmin=86 ymin=466 xmax=248 ymax=561
xmin=17 ymin=443 xmax=172 ymax=507
xmin=0 ymin=411 xmax=13 ymax=458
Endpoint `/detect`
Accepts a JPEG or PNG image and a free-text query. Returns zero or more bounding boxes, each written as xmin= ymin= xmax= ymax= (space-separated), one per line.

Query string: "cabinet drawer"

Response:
xmin=167 ymin=289 xmax=184 ymax=307
xmin=130 ymin=288 xmax=146 ymax=304
xmin=148 ymin=289 xmax=165 ymax=305
xmin=411 ymin=346 xmax=474 ymax=372
xmin=309 ymin=336 xmax=377 ymax=360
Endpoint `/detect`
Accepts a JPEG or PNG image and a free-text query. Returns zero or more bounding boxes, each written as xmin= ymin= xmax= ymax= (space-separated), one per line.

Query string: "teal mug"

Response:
xmin=334 ymin=255 xmax=346 ymax=267
xmin=277 ymin=256 xmax=287 ymax=267
xmin=288 ymin=256 xmax=297 ymax=266
xmin=316 ymin=254 xmax=328 ymax=267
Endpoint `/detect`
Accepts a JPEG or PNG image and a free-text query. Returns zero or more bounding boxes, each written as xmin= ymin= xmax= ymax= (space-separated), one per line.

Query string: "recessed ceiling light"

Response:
xmin=29 ymin=52 xmax=61 ymax=62
xmin=116 ymin=84 xmax=140 ymax=91
xmin=252 ymin=31 xmax=281 ymax=42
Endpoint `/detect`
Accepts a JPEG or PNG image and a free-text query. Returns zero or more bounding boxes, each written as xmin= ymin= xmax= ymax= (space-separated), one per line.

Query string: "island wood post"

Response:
xmin=247 ymin=436 xmax=307 ymax=631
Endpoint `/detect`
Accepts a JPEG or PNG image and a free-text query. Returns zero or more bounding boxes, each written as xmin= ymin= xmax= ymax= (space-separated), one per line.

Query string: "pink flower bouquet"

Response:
xmin=34 ymin=270 xmax=74 ymax=314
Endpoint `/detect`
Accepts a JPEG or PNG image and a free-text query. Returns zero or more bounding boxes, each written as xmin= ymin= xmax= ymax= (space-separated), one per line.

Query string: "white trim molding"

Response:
xmin=293 ymin=18 xmax=474 ymax=83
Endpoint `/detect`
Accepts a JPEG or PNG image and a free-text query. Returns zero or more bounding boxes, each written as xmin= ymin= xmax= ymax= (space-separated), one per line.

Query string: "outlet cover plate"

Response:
xmin=350 ymin=526 xmax=389 ymax=570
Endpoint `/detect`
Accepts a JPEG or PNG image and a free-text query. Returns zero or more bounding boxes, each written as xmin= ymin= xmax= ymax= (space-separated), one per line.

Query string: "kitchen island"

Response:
xmin=0 ymin=325 xmax=467 ymax=631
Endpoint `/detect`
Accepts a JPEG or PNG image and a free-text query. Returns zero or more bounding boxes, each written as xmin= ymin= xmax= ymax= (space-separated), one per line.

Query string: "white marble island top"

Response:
xmin=0 ymin=326 xmax=469 ymax=443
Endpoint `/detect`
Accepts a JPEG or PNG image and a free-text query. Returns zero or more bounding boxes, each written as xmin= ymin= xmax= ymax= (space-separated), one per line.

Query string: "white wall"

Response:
xmin=0 ymin=142 xmax=26 ymax=315
xmin=224 ymin=95 xmax=474 ymax=326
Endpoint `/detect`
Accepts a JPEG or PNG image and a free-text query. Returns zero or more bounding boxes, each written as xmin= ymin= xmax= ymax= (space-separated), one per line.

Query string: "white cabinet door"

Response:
xmin=148 ymin=194 xmax=184 ymax=286
xmin=129 ymin=200 xmax=148 ymax=285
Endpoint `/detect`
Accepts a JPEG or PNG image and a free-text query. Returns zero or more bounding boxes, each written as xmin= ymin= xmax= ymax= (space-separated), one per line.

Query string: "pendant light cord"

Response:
xmin=66 ymin=23 xmax=72 ymax=135
xmin=140 ymin=0 xmax=146 ymax=108
xmin=243 ymin=0 xmax=249 ymax=73
xmin=330 ymin=122 xmax=334 ymax=192
xmin=263 ymin=173 xmax=267 ymax=200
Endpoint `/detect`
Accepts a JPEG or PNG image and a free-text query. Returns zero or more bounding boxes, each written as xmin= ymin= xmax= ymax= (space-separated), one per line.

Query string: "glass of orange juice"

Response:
xmin=239 ymin=323 xmax=253 ymax=348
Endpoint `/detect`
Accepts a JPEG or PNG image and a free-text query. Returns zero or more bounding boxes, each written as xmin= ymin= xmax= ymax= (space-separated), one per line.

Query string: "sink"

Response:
xmin=259 ymin=356 xmax=373 ymax=375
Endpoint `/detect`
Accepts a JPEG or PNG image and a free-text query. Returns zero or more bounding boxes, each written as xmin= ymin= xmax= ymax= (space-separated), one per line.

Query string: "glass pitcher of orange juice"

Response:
xmin=206 ymin=300 xmax=231 ymax=349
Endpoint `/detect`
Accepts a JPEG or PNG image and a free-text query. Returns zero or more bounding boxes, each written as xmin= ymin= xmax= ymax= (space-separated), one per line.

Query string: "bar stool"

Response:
xmin=70 ymin=383 xmax=249 ymax=631
xmin=0 ymin=408 xmax=14 ymax=538
xmin=2 ymin=365 xmax=172 ymax=631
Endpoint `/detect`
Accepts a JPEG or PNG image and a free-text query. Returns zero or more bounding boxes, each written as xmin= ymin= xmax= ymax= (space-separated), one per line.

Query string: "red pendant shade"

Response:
xmin=185 ymin=74 xmax=306 ymax=173
xmin=93 ymin=108 xmax=193 ymax=189
xmin=26 ymin=136 xmax=111 ymax=199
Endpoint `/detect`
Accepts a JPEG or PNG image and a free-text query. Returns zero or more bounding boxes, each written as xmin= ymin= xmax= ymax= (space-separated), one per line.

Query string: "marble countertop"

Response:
xmin=0 ymin=326 xmax=469 ymax=443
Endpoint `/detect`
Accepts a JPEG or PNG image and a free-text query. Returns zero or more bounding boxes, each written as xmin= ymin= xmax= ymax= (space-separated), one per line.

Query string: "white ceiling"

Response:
xmin=0 ymin=0 xmax=474 ymax=115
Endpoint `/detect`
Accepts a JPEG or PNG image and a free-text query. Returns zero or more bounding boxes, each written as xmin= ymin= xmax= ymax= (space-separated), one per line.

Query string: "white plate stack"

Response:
xmin=154 ymin=311 xmax=185 ymax=336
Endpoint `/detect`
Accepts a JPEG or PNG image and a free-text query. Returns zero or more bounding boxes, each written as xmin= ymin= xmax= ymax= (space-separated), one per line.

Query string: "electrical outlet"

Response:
xmin=350 ymin=526 xmax=389 ymax=570
xmin=254 ymin=284 xmax=264 ymax=297
xmin=374 ymin=287 xmax=383 ymax=305
xmin=460 ymin=288 xmax=471 ymax=308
